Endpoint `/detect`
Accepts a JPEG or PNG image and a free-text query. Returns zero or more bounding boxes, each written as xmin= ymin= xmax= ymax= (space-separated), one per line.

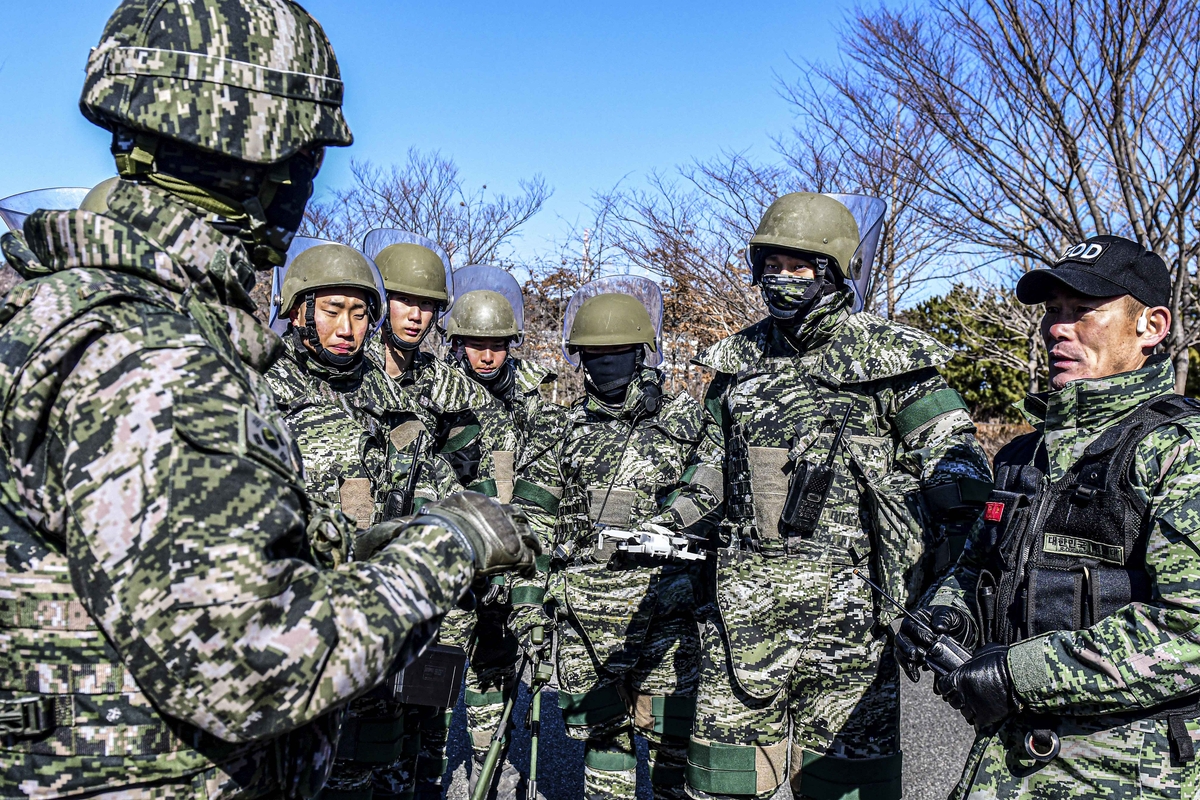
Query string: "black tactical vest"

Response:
xmin=978 ymin=394 xmax=1200 ymax=647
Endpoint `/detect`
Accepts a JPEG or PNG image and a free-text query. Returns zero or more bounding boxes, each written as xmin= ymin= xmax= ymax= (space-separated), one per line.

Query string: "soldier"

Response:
xmin=441 ymin=266 xmax=566 ymax=798
xmin=661 ymin=192 xmax=992 ymax=800
xmin=359 ymin=234 xmax=501 ymax=798
xmin=512 ymin=277 xmax=706 ymax=800
xmin=264 ymin=241 xmax=463 ymax=800
xmin=900 ymin=235 xmax=1200 ymax=799
xmin=0 ymin=1 xmax=538 ymax=797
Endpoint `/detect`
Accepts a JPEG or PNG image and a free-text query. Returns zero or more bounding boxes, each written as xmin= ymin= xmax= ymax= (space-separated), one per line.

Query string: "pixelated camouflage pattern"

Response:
xmin=0 ymin=182 xmax=472 ymax=797
xmin=81 ymin=0 xmax=352 ymax=164
xmin=666 ymin=297 xmax=990 ymax=798
xmin=365 ymin=336 xmax=493 ymax=490
xmin=933 ymin=356 xmax=1200 ymax=798
xmin=264 ymin=334 xmax=456 ymax=515
xmin=515 ymin=370 xmax=703 ymax=799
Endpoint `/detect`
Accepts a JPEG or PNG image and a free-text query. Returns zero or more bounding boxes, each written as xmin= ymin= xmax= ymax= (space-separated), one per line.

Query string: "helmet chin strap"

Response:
xmin=298 ymin=291 xmax=359 ymax=369
xmin=384 ymin=315 xmax=435 ymax=352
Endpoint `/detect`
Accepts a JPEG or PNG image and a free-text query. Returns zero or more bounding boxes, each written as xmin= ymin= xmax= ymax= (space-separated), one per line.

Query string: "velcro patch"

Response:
xmin=1056 ymin=241 xmax=1109 ymax=265
xmin=1042 ymin=533 xmax=1124 ymax=565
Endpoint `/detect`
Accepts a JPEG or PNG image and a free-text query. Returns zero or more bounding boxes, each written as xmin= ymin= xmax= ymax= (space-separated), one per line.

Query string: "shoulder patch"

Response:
xmin=241 ymin=405 xmax=304 ymax=477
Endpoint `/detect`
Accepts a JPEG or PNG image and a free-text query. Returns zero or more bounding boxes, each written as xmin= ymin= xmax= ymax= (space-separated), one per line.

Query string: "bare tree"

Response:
xmin=302 ymin=149 xmax=551 ymax=267
xmin=811 ymin=0 xmax=1200 ymax=390
xmin=778 ymin=75 xmax=973 ymax=318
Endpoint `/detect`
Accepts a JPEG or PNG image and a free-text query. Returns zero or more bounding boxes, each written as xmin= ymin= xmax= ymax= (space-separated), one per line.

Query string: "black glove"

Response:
xmin=353 ymin=521 xmax=405 ymax=562
xmin=935 ymin=644 xmax=1018 ymax=728
xmin=412 ymin=491 xmax=541 ymax=577
xmin=895 ymin=604 xmax=977 ymax=682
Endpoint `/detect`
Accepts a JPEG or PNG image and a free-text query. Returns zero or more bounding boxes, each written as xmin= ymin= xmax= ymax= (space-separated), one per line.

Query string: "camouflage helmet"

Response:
xmin=79 ymin=177 xmax=120 ymax=214
xmin=80 ymin=0 xmax=353 ymax=165
xmin=375 ymin=243 xmax=450 ymax=303
xmin=567 ymin=293 xmax=658 ymax=353
xmin=445 ymin=290 xmax=521 ymax=342
xmin=280 ymin=243 xmax=382 ymax=323
xmin=748 ymin=192 xmax=860 ymax=285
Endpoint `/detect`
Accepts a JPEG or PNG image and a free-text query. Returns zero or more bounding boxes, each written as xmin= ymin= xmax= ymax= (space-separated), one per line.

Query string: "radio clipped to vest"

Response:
xmin=779 ymin=405 xmax=853 ymax=537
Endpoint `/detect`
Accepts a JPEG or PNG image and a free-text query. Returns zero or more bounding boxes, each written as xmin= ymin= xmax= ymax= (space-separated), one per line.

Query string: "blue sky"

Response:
xmin=0 ymin=1 xmax=844 ymax=261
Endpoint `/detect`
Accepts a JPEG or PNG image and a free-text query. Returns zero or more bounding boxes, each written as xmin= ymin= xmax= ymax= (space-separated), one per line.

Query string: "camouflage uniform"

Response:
xmin=442 ymin=355 xmax=564 ymax=790
xmin=0 ymin=178 xmax=475 ymax=797
xmin=513 ymin=368 xmax=706 ymax=800
xmin=666 ymin=293 xmax=992 ymax=799
xmin=930 ymin=355 xmax=1200 ymax=799
xmin=266 ymin=332 xmax=462 ymax=800
xmin=364 ymin=337 xmax=495 ymax=798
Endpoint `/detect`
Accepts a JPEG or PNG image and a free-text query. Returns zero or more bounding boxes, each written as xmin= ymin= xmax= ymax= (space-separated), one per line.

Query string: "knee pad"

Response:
xmin=584 ymin=739 xmax=637 ymax=773
xmin=336 ymin=714 xmax=409 ymax=765
xmin=792 ymin=748 xmax=902 ymax=800
xmin=559 ymin=683 xmax=626 ymax=729
xmin=633 ymin=693 xmax=697 ymax=740
xmin=686 ymin=738 xmax=788 ymax=797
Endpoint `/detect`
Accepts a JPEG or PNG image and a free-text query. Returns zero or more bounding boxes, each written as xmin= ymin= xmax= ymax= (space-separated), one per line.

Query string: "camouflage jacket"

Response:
xmin=513 ymin=369 xmax=704 ymax=672
xmin=265 ymin=334 xmax=458 ymax=524
xmin=0 ymin=182 xmax=473 ymax=797
xmin=663 ymin=296 xmax=991 ymax=693
xmin=366 ymin=337 xmax=493 ymax=491
xmin=933 ymin=356 xmax=1200 ymax=716
xmin=444 ymin=355 xmax=561 ymax=503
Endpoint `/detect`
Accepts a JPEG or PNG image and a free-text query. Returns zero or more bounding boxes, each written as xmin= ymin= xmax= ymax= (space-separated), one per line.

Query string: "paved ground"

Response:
xmin=442 ymin=669 xmax=975 ymax=799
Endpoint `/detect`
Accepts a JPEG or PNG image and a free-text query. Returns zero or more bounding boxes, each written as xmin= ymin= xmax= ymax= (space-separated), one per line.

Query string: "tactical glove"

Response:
xmin=936 ymin=644 xmax=1019 ymax=728
xmin=412 ymin=491 xmax=541 ymax=577
xmin=895 ymin=604 xmax=977 ymax=682
xmin=307 ymin=504 xmax=355 ymax=568
xmin=510 ymin=601 xmax=555 ymax=664
xmin=353 ymin=521 xmax=405 ymax=562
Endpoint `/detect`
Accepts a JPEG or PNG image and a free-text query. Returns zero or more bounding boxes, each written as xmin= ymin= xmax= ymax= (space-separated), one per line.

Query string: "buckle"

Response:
xmin=0 ymin=696 xmax=55 ymax=739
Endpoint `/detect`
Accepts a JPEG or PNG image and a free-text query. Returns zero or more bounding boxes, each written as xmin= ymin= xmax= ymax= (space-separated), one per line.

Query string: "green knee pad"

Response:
xmin=336 ymin=716 xmax=407 ymax=764
xmin=796 ymin=750 xmax=903 ymax=800
xmin=584 ymin=742 xmax=637 ymax=773
xmin=464 ymin=687 xmax=507 ymax=707
xmin=559 ymin=684 xmax=626 ymax=728
xmin=651 ymin=695 xmax=695 ymax=739
xmin=650 ymin=761 xmax=687 ymax=788
xmin=687 ymin=739 xmax=788 ymax=796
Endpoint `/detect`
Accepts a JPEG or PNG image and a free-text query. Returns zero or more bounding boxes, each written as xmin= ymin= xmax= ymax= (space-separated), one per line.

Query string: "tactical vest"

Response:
xmin=0 ymin=269 xmax=334 ymax=797
xmin=979 ymin=395 xmax=1200 ymax=646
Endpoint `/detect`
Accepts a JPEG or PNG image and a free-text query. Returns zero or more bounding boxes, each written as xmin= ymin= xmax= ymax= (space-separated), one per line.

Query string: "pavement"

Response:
xmin=442 ymin=667 xmax=975 ymax=799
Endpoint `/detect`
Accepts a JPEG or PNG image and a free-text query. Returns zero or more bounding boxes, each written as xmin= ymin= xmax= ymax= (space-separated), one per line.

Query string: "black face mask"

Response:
xmin=581 ymin=349 xmax=641 ymax=404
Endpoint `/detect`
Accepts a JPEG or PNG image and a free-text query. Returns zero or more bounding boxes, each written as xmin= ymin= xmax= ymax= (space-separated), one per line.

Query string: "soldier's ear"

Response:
xmin=289 ymin=304 xmax=303 ymax=327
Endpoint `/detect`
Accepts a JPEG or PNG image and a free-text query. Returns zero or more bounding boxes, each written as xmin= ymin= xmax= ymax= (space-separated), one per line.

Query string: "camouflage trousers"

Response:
xmin=685 ymin=542 xmax=901 ymax=800
xmin=556 ymin=569 xmax=701 ymax=800
xmin=951 ymin=714 xmax=1200 ymax=799
xmin=437 ymin=592 xmax=521 ymax=792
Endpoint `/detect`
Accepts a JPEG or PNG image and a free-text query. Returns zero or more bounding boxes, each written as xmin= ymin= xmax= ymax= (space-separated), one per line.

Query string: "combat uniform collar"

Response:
xmin=1018 ymin=354 xmax=1175 ymax=474
xmin=693 ymin=309 xmax=952 ymax=387
xmin=14 ymin=180 xmax=283 ymax=374
xmin=512 ymin=357 xmax=556 ymax=396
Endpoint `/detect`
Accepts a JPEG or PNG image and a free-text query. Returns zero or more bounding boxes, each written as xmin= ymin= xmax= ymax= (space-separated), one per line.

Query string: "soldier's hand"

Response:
xmin=511 ymin=602 xmax=555 ymax=663
xmin=895 ymin=605 xmax=977 ymax=683
xmin=935 ymin=644 xmax=1018 ymax=728
xmin=413 ymin=491 xmax=541 ymax=577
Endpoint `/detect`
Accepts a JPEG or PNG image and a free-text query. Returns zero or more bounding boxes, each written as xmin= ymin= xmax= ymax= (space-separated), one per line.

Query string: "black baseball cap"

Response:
xmin=1016 ymin=234 xmax=1170 ymax=308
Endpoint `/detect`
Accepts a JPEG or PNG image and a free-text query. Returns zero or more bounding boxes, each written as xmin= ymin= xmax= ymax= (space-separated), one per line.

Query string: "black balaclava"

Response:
xmin=293 ymin=291 xmax=362 ymax=370
xmin=581 ymin=348 xmax=642 ymax=405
